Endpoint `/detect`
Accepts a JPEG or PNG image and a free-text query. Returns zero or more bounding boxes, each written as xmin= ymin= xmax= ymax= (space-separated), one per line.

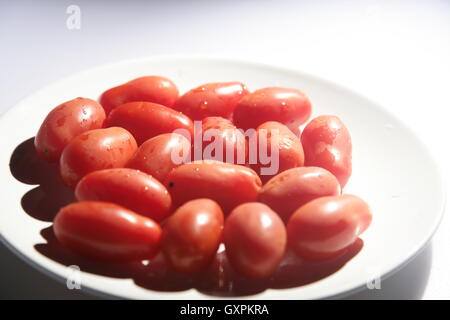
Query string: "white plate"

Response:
xmin=0 ymin=56 xmax=445 ymax=300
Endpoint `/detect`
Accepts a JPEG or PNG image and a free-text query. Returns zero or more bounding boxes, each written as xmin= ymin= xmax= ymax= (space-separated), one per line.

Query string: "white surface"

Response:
xmin=0 ymin=56 xmax=444 ymax=299
xmin=0 ymin=0 xmax=449 ymax=299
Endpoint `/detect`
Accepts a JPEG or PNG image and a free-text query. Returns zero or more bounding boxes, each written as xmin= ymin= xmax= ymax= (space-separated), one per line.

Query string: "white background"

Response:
xmin=0 ymin=0 xmax=449 ymax=299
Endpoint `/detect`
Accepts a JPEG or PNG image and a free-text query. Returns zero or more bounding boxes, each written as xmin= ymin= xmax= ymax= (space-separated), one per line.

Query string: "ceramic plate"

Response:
xmin=0 ymin=56 xmax=445 ymax=299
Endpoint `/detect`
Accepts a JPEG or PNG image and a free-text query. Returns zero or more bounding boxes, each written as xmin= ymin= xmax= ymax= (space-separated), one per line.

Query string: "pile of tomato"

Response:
xmin=34 ymin=75 xmax=372 ymax=280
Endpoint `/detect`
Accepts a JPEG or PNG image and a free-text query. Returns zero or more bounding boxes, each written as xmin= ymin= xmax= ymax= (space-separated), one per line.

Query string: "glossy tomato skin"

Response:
xmin=224 ymin=202 xmax=287 ymax=279
xmin=172 ymin=82 xmax=249 ymax=120
xmin=162 ymin=199 xmax=224 ymax=274
xmin=164 ymin=161 xmax=262 ymax=215
xmin=75 ymin=168 xmax=172 ymax=222
xmin=233 ymin=87 xmax=312 ymax=134
xmin=105 ymin=101 xmax=194 ymax=145
xmin=127 ymin=133 xmax=191 ymax=182
xmin=59 ymin=127 xmax=137 ymax=188
xmin=53 ymin=201 xmax=162 ymax=261
xmin=250 ymin=121 xmax=304 ymax=183
xmin=200 ymin=117 xmax=247 ymax=165
xmin=259 ymin=167 xmax=341 ymax=222
xmin=287 ymin=194 xmax=372 ymax=260
xmin=35 ymin=97 xmax=106 ymax=162
xmin=301 ymin=115 xmax=352 ymax=187
xmin=100 ymin=76 xmax=179 ymax=114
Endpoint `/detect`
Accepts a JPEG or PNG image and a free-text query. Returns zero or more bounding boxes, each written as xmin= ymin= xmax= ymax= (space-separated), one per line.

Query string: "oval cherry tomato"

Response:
xmin=233 ymin=87 xmax=312 ymax=134
xmin=224 ymin=202 xmax=286 ymax=279
xmin=100 ymin=76 xmax=179 ymax=114
xmin=162 ymin=199 xmax=224 ymax=274
xmin=164 ymin=161 xmax=262 ymax=214
xmin=200 ymin=117 xmax=247 ymax=165
xmin=287 ymin=194 xmax=372 ymax=260
xmin=172 ymin=82 xmax=249 ymax=120
xmin=53 ymin=201 xmax=162 ymax=261
xmin=59 ymin=127 xmax=137 ymax=187
xmin=105 ymin=101 xmax=194 ymax=145
xmin=35 ymin=97 xmax=106 ymax=162
xmin=259 ymin=167 xmax=341 ymax=222
xmin=75 ymin=168 xmax=172 ymax=222
xmin=127 ymin=133 xmax=191 ymax=182
xmin=301 ymin=115 xmax=352 ymax=187
xmin=250 ymin=121 xmax=304 ymax=183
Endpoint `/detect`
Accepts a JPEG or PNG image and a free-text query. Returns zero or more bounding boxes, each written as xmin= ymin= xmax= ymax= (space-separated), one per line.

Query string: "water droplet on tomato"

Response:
xmin=199 ymin=101 xmax=208 ymax=110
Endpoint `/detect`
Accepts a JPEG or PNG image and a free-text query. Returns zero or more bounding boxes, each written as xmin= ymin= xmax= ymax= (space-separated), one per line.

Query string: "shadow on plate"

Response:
xmin=35 ymin=225 xmax=363 ymax=297
xmin=10 ymin=137 xmax=75 ymax=222
xmin=10 ymin=137 xmax=363 ymax=297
